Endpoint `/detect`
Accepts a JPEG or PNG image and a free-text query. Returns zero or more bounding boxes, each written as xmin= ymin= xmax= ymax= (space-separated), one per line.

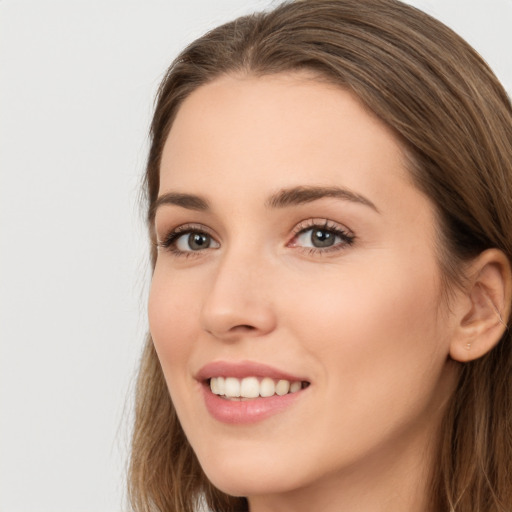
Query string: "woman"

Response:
xmin=129 ymin=1 xmax=512 ymax=511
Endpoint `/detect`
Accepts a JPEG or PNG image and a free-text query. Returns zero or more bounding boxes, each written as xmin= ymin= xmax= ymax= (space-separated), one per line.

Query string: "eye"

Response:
xmin=176 ymin=232 xmax=214 ymax=251
xmin=296 ymin=228 xmax=339 ymax=248
xmin=289 ymin=220 xmax=355 ymax=252
xmin=158 ymin=225 xmax=220 ymax=256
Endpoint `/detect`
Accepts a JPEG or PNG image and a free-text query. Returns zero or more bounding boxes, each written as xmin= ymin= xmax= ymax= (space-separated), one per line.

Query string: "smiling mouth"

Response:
xmin=209 ymin=376 xmax=310 ymax=400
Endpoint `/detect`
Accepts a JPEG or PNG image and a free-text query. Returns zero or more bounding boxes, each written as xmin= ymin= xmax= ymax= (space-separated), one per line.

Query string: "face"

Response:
xmin=149 ymin=73 xmax=458 ymax=502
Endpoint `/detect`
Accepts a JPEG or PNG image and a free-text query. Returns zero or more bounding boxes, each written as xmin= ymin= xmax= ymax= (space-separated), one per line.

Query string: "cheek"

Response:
xmin=287 ymin=256 xmax=440 ymax=334
xmin=271 ymin=257 xmax=452 ymax=470
xmin=282 ymin=256 xmax=447 ymax=402
xmin=148 ymin=267 xmax=199 ymax=380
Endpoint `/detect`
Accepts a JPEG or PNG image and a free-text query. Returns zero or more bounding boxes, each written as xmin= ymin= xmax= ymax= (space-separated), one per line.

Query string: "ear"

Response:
xmin=450 ymin=249 xmax=511 ymax=363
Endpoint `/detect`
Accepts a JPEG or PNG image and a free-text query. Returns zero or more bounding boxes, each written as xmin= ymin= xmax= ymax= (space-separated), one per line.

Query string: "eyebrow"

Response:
xmin=265 ymin=185 xmax=378 ymax=212
xmin=150 ymin=185 xmax=378 ymax=220
xmin=149 ymin=192 xmax=209 ymax=220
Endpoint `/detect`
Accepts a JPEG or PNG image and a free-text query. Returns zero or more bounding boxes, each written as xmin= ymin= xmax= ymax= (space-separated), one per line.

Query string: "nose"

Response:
xmin=200 ymin=249 xmax=277 ymax=341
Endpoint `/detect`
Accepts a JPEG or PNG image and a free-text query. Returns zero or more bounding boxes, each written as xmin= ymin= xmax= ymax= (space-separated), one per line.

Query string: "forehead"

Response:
xmin=159 ymin=73 xmax=410 ymax=205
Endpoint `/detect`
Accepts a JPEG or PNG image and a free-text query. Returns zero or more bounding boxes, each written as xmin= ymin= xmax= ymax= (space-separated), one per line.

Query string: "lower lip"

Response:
xmin=202 ymin=384 xmax=306 ymax=424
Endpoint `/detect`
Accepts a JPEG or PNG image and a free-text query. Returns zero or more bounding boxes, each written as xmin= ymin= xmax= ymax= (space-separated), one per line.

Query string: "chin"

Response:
xmin=206 ymin=469 xmax=301 ymax=498
xmin=197 ymin=445 xmax=316 ymax=498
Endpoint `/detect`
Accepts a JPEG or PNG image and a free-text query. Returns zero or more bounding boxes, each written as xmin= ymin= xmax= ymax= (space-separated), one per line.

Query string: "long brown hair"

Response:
xmin=129 ymin=1 xmax=512 ymax=511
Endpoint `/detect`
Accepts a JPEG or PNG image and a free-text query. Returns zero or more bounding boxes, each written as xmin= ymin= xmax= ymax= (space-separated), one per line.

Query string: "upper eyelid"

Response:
xmin=156 ymin=223 xmax=216 ymax=243
xmin=158 ymin=218 xmax=350 ymax=238
xmin=291 ymin=218 xmax=353 ymax=236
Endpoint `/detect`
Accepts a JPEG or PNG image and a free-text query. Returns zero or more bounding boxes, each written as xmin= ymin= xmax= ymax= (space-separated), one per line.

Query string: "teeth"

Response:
xmin=260 ymin=377 xmax=275 ymax=397
xmin=240 ymin=376 xmax=260 ymax=398
xmin=275 ymin=379 xmax=290 ymax=396
xmin=224 ymin=377 xmax=240 ymax=397
xmin=215 ymin=376 xmax=225 ymax=395
xmin=290 ymin=381 xmax=302 ymax=393
xmin=210 ymin=376 xmax=219 ymax=395
xmin=209 ymin=376 xmax=306 ymax=399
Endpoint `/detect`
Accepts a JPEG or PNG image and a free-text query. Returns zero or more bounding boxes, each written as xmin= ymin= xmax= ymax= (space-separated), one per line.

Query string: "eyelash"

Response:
xmin=289 ymin=219 xmax=355 ymax=255
xmin=157 ymin=220 xmax=355 ymax=258
xmin=157 ymin=224 xmax=216 ymax=258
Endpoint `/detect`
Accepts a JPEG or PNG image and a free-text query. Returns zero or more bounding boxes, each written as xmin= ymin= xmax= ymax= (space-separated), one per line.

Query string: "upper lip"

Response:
xmin=196 ymin=360 xmax=309 ymax=383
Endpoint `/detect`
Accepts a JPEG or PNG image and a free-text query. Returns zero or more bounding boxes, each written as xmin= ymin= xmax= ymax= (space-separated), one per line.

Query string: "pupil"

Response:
xmin=312 ymin=229 xmax=334 ymax=247
xmin=189 ymin=233 xmax=210 ymax=250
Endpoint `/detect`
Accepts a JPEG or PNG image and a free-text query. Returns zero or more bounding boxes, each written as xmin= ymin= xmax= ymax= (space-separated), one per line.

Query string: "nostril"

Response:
xmin=231 ymin=324 xmax=256 ymax=332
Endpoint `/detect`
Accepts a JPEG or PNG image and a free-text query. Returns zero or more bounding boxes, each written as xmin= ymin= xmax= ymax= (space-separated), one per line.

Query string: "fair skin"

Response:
xmin=148 ymin=73 xmax=508 ymax=512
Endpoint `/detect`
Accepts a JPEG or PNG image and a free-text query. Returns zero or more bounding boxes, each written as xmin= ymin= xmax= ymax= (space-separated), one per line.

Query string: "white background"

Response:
xmin=1 ymin=1 xmax=511 ymax=511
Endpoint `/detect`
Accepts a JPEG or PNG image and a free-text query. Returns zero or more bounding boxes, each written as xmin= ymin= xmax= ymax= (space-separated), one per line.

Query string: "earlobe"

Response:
xmin=450 ymin=249 xmax=511 ymax=363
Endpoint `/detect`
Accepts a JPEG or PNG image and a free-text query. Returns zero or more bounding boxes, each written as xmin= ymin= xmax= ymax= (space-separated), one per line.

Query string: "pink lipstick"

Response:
xmin=197 ymin=361 xmax=310 ymax=424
